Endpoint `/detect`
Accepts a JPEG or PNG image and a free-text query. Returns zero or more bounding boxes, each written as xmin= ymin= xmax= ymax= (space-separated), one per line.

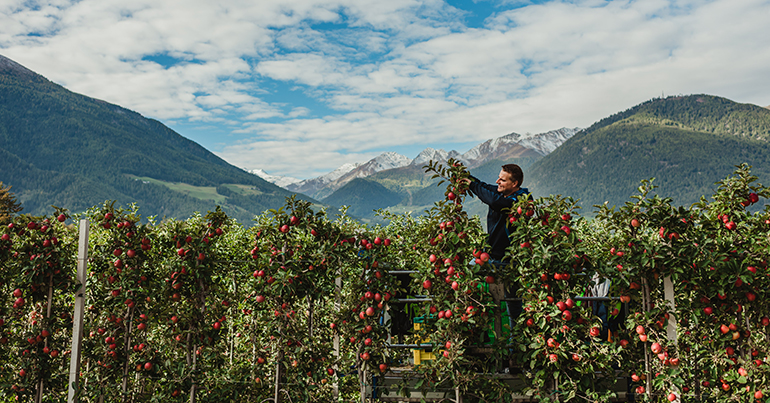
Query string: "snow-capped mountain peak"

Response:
xmin=251 ymin=127 xmax=578 ymax=198
xmin=518 ymin=127 xmax=579 ymax=155
xmin=461 ymin=127 xmax=578 ymax=167
xmin=368 ymin=152 xmax=412 ymax=171
xmin=284 ymin=163 xmax=361 ymax=196
xmin=250 ymin=169 xmax=300 ymax=188
xmin=410 ymin=148 xmax=457 ymax=167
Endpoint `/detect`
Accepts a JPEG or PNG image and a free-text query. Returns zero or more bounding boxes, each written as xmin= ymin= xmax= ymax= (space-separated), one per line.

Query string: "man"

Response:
xmin=462 ymin=163 xmax=531 ymax=345
xmin=464 ymin=163 xmax=531 ymax=264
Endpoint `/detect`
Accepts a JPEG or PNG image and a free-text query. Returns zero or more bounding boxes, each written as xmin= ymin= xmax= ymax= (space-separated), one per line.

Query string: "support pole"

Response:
xmin=36 ymin=274 xmax=55 ymax=403
xmin=333 ymin=274 xmax=342 ymax=402
xmin=642 ymin=277 xmax=652 ymax=399
xmin=663 ymin=276 xmax=680 ymax=402
xmin=68 ymin=219 xmax=89 ymax=403
xmin=663 ymin=276 xmax=678 ymax=344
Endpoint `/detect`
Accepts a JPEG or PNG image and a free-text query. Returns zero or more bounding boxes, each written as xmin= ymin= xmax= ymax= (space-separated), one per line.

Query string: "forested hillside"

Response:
xmin=527 ymin=95 xmax=770 ymax=211
xmin=0 ymin=54 xmax=304 ymax=222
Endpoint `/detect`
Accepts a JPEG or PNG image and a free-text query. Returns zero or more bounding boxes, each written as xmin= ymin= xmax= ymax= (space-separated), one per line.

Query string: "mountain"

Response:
xmin=276 ymin=128 xmax=578 ymax=203
xmin=317 ymin=152 xmax=412 ymax=199
xmin=0 ymin=54 xmax=306 ymax=223
xmin=287 ymin=152 xmax=412 ymax=200
xmin=527 ymin=95 xmax=770 ymax=211
xmin=460 ymin=128 xmax=577 ymax=167
xmin=250 ymin=169 xmax=300 ymax=188
xmin=408 ymin=148 xmax=461 ymax=168
xmin=317 ymin=136 xmax=565 ymax=223
xmin=312 ymin=128 xmax=577 ymax=222
xmin=286 ymin=162 xmax=360 ymax=198
xmin=321 ymin=178 xmax=404 ymax=218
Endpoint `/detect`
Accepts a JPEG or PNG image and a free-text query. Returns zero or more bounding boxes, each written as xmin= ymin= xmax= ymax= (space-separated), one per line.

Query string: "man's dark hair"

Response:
xmin=501 ymin=164 xmax=523 ymax=186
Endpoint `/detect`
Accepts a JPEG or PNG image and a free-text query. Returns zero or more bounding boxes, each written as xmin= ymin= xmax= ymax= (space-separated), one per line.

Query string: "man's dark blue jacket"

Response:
xmin=468 ymin=176 xmax=531 ymax=262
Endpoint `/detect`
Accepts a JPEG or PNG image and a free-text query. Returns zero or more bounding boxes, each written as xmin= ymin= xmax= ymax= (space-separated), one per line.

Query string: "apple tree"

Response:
xmin=405 ymin=159 xmax=509 ymax=400
xmin=676 ymin=164 xmax=770 ymax=402
xmin=77 ymin=202 xmax=162 ymax=402
xmin=506 ymin=195 xmax=621 ymax=402
xmin=590 ymin=179 xmax=697 ymax=401
xmin=0 ymin=209 xmax=75 ymax=401
xmin=245 ymin=197 xmax=349 ymax=402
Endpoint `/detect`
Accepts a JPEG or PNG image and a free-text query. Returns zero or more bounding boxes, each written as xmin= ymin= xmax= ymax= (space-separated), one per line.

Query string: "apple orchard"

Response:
xmin=1 ymin=161 xmax=770 ymax=403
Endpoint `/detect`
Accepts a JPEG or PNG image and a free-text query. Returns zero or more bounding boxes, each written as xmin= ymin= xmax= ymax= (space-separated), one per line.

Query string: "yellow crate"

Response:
xmin=412 ymin=322 xmax=437 ymax=365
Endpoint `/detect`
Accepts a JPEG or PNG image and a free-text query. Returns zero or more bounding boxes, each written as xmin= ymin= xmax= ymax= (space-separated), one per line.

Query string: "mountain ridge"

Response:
xmin=0 ymin=54 xmax=304 ymax=223
xmin=4 ymin=54 xmax=769 ymax=224
xmin=271 ymin=127 xmax=579 ymax=199
xmin=526 ymin=95 xmax=770 ymax=212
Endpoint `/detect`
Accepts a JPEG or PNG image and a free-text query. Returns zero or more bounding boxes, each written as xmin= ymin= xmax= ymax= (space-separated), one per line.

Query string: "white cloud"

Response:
xmin=2 ymin=0 xmax=770 ymax=179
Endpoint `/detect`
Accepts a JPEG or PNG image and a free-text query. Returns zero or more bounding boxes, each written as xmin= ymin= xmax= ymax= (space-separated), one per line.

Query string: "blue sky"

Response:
xmin=2 ymin=0 xmax=770 ymax=179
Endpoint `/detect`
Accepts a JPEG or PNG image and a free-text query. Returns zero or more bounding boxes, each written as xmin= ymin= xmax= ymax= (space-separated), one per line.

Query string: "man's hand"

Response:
xmin=458 ymin=178 xmax=471 ymax=185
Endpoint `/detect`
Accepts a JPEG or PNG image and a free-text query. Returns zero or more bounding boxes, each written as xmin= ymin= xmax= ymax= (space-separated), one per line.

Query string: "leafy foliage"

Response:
xmin=0 ymin=181 xmax=22 ymax=223
xmin=2 ymin=162 xmax=770 ymax=402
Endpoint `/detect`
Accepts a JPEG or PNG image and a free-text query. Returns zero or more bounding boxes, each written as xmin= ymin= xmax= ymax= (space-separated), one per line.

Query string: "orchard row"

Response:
xmin=0 ymin=162 xmax=769 ymax=402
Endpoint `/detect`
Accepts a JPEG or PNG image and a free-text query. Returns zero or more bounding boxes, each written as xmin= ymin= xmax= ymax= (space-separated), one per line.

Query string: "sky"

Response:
xmin=2 ymin=0 xmax=770 ymax=180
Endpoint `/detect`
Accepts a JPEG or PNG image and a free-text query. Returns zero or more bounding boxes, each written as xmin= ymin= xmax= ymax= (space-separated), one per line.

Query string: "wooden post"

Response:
xmin=333 ymin=273 xmax=342 ymax=402
xmin=642 ymin=277 xmax=652 ymax=399
xmin=35 ymin=273 xmax=55 ymax=403
xmin=309 ymin=296 xmax=314 ymax=339
xmin=663 ymin=276 xmax=679 ymax=402
xmin=663 ymin=276 xmax=678 ymax=343
xmin=488 ymin=283 xmax=504 ymax=372
xmin=273 ymin=342 xmax=283 ymax=403
xmin=68 ymin=219 xmax=89 ymax=403
xmin=359 ymin=368 xmax=366 ymax=403
xmin=121 ymin=306 xmax=134 ymax=403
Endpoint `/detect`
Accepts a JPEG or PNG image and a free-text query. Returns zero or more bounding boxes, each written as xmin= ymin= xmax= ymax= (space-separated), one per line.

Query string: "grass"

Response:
xmin=223 ymin=184 xmax=265 ymax=196
xmin=128 ymin=176 xmax=227 ymax=203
